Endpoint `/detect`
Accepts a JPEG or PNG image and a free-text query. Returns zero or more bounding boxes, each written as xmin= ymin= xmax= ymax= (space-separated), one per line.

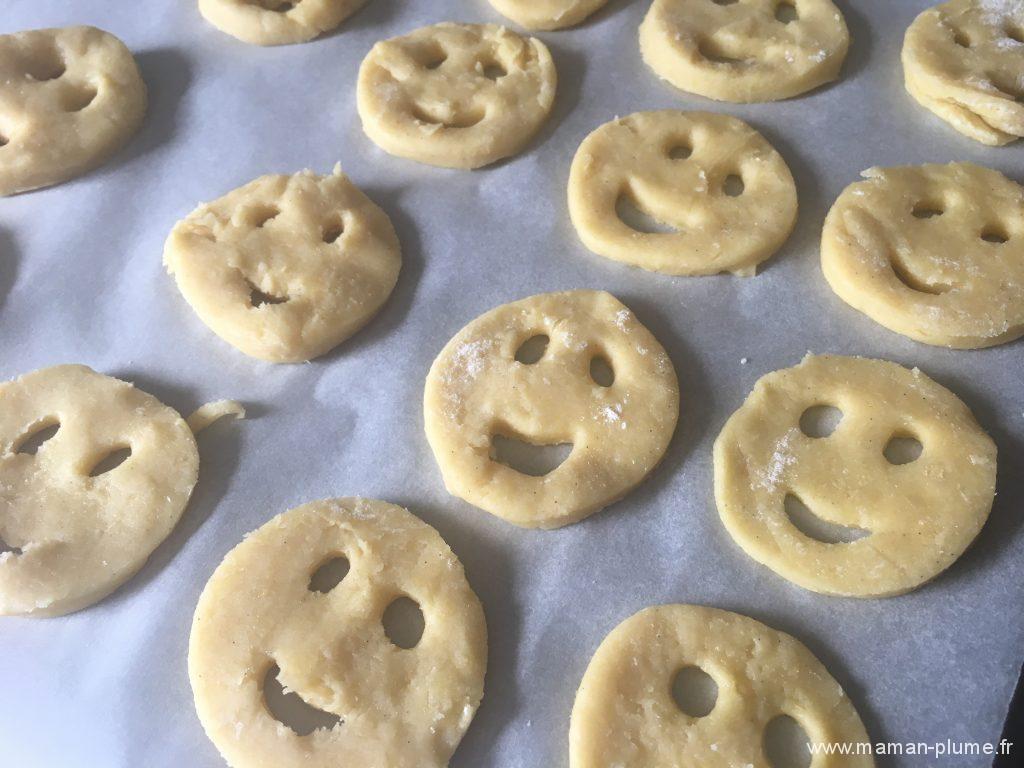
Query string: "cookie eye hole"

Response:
xmin=262 ymin=663 xmax=340 ymax=736
xmin=774 ymin=1 xmax=798 ymax=24
xmin=710 ymin=0 xmax=738 ymax=5
xmin=1006 ymin=23 xmax=1024 ymax=45
xmin=884 ymin=435 xmax=922 ymax=465
xmin=0 ymin=534 xmax=21 ymax=556
xmin=952 ymin=28 xmax=972 ymax=47
xmin=87 ymin=445 xmax=131 ymax=477
xmin=666 ymin=140 xmax=692 ymax=160
xmin=764 ymin=714 xmax=812 ymax=768
xmin=515 ymin=334 xmax=549 ymax=364
xmin=798 ymin=405 xmax=842 ymax=438
xmin=0 ymin=132 xmax=8 ymax=148
xmin=911 ymin=201 xmax=943 ymax=219
xmin=414 ymin=42 xmax=447 ymax=70
xmin=260 ymin=0 xmax=298 ymax=12
xmin=589 ymin=355 xmax=615 ymax=387
xmin=322 ymin=216 xmax=344 ymax=244
xmin=784 ymin=493 xmax=869 ymax=544
xmin=24 ymin=44 xmax=65 ymax=81
xmin=490 ymin=434 xmax=572 ymax=476
xmin=479 ymin=60 xmax=507 ymax=80
xmin=247 ymin=204 xmax=281 ymax=228
xmin=308 ymin=556 xmax=350 ymax=593
xmin=981 ymin=224 xmax=1009 ymax=244
xmin=723 ymin=174 xmax=745 ymax=197
xmin=382 ymin=596 xmax=425 ymax=649
xmin=12 ymin=420 xmax=60 ymax=455
xmin=670 ymin=666 xmax=717 ymax=718
xmin=61 ymin=84 xmax=98 ymax=112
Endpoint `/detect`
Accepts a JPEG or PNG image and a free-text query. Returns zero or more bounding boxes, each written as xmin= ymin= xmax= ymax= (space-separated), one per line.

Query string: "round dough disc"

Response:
xmin=189 ymin=498 xmax=487 ymax=768
xmin=0 ymin=26 xmax=147 ymax=196
xmin=569 ymin=604 xmax=874 ymax=768
xmin=486 ymin=0 xmax=609 ymax=31
xmin=198 ymin=0 xmax=368 ymax=46
xmin=0 ymin=365 xmax=198 ymax=617
xmin=357 ymin=23 xmax=557 ymax=169
xmin=821 ymin=162 xmax=1024 ymax=348
xmin=902 ymin=0 xmax=1024 ymax=146
xmin=568 ymin=110 xmax=797 ymax=276
xmin=713 ymin=354 xmax=996 ymax=598
xmin=424 ymin=290 xmax=679 ymax=529
xmin=639 ymin=0 xmax=850 ymax=102
xmin=164 ymin=167 xmax=402 ymax=363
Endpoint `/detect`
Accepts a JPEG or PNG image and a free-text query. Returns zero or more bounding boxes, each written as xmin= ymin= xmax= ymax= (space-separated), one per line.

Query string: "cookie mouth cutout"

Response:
xmin=489 ymin=432 xmax=574 ymax=477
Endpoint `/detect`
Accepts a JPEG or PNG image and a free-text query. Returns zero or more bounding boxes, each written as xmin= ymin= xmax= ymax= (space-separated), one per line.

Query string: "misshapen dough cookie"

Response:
xmin=486 ymin=0 xmax=609 ymax=30
xmin=164 ymin=167 xmax=401 ymax=363
xmin=639 ymin=0 xmax=850 ymax=102
xmin=822 ymin=163 xmax=1024 ymax=348
xmin=357 ymin=23 xmax=557 ymax=169
xmin=570 ymin=605 xmax=874 ymax=768
xmin=198 ymin=0 xmax=368 ymax=46
xmin=189 ymin=498 xmax=487 ymax=768
xmin=424 ymin=290 xmax=679 ymax=529
xmin=902 ymin=0 xmax=1024 ymax=146
xmin=0 ymin=365 xmax=198 ymax=617
xmin=714 ymin=354 xmax=996 ymax=598
xmin=0 ymin=26 xmax=146 ymax=196
xmin=568 ymin=110 xmax=797 ymax=276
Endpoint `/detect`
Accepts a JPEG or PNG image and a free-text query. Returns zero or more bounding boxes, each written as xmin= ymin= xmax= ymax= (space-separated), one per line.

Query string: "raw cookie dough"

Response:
xmin=486 ymin=0 xmax=609 ymax=31
xmin=821 ymin=162 xmax=1024 ymax=348
xmin=424 ymin=290 xmax=679 ymax=529
xmin=570 ymin=604 xmax=874 ymax=768
xmin=0 ymin=365 xmax=198 ymax=617
xmin=639 ymin=0 xmax=850 ymax=102
xmin=164 ymin=167 xmax=401 ymax=363
xmin=0 ymin=26 xmax=147 ymax=196
xmin=357 ymin=23 xmax=557 ymax=169
xmin=714 ymin=354 xmax=996 ymax=598
xmin=568 ymin=110 xmax=797 ymax=276
xmin=198 ymin=0 xmax=368 ymax=46
xmin=902 ymin=0 xmax=1024 ymax=146
xmin=189 ymin=498 xmax=487 ymax=768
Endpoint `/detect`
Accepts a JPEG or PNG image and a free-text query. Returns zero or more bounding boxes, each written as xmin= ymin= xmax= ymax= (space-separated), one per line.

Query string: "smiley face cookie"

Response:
xmin=714 ymin=354 xmax=996 ymax=598
xmin=0 ymin=26 xmax=147 ymax=196
xmin=189 ymin=498 xmax=487 ymax=768
xmin=570 ymin=604 xmax=874 ymax=768
xmin=639 ymin=0 xmax=850 ymax=102
xmin=822 ymin=163 xmax=1024 ymax=348
xmin=902 ymin=0 xmax=1024 ymax=146
xmin=164 ymin=167 xmax=401 ymax=363
xmin=198 ymin=0 xmax=368 ymax=46
xmin=486 ymin=0 xmax=609 ymax=30
xmin=357 ymin=23 xmax=557 ymax=169
xmin=569 ymin=111 xmax=797 ymax=276
xmin=424 ymin=290 xmax=679 ymax=529
xmin=0 ymin=365 xmax=199 ymax=617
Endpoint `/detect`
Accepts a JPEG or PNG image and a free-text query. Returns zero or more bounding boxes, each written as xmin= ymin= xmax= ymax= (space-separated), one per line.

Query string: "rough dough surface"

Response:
xmin=198 ymin=0 xmax=368 ymax=46
xmin=164 ymin=167 xmax=401 ymax=363
xmin=357 ymin=23 xmax=557 ymax=169
xmin=486 ymin=0 xmax=609 ymax=31
xmin=568 ymin=110 xmax=797 ymax=276
xmin=570 ymin=604 xmax=874 ymax=768
xmin=0 ymin=365 xmax=198 ymax=617
xmin=639 ymin=0 xmax=849 ymax=102
xmin=821 ymin=162 xmax=1024 ymax=348
xmin=714 ymin=354 xmax=996 ymax=598
xmin=902 ymin=0 xmax=1024 ymax=146
xmin=424 ymin=290 xmax=679 ymax=529
xmin=0 ymin=26 xmax=147 ymax=196
xmin=189 ymin=498 xmax=487 ymax=768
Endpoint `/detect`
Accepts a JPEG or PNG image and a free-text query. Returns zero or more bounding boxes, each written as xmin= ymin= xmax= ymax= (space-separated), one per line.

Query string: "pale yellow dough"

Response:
xmin=189 ymin=498 xmax=487 ymax=768
xmin=902 ymin=0 xmax=1024 ymax=146
xmin=0 ymin=26 xmax=147 ymax=196
xmin=821 ymin=163 xmax=1024 ymax=348
xmin=198 ymin=0 xmax=368 ymax=46
xmin=424 ymin=290 xmax=679 ymax=529
xmin=570 ymin=604 xmax=874 ymax=768
xmin=357 ymin=23 xmax=557 ymax=169
xmin=639 ymin=0 xmax=850 ymax=102
xmin=714 ymin=354 xmax=996 ymax=598
xmin=486 ymin=0 xmax=609 ymax=30
xmin=164 ymin=167 xmax=401 ymax=363
xmin=568 ymin=110 xmax=797 ymax=276
xmin=0 ymin=365 xmax=198 ymax=617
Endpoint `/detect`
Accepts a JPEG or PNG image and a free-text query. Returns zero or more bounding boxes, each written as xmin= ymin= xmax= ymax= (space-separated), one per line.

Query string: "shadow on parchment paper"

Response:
xmin=0 ymin=227 xmax=18 ymax=311
xmin=832 ymin=0 xmax=874 ymax=83
xmin=323 ymin=0 xmax=402 ymax=37
xmin=391 ymin=499 xmax=521 ymax=767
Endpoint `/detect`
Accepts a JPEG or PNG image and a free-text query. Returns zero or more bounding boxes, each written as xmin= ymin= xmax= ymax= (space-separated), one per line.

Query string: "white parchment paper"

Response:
xmin=2 ymin=1 xmax=1023 ymax=766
